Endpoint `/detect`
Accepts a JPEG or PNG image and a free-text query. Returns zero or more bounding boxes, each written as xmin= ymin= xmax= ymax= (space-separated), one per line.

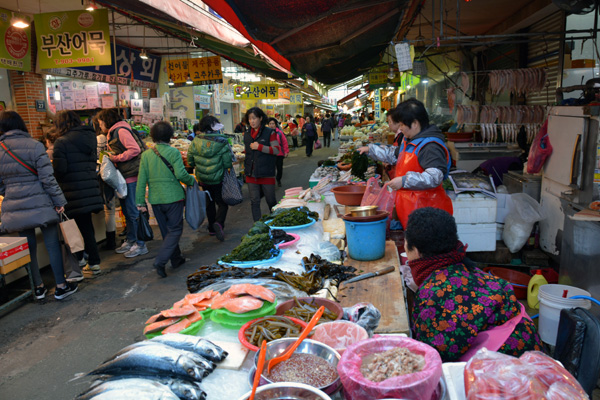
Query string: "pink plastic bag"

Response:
xmin=464 ymin=349 xmax=588 ymax=400
xmin=527 ymin=119 xmax=552 ymax=174
xmin=360 ymin=177 xmax=395 ymax=214
xmin=337 ymin=336 xmax=442 ymax=400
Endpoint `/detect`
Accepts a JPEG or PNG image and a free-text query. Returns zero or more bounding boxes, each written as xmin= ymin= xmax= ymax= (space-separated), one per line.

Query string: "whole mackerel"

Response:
xmin=111 ymin=342 xmax=215 ymax=372
xmin=89 ymin=345 xmax=207 ymax=382
xmin=149 ymin=334 xmax=228 ymax=362
xmin=88 ymin=375 xmax=207 ymax=400
xmin=77 ymin=378 xmax=178 ymax=400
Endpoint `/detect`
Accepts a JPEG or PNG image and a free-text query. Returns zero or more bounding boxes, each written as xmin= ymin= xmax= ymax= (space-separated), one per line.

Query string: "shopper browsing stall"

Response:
xmin=0 ymin=111 xmax=77 ymax=300
xmin=97 ymin=108 xmax=148 ymax=258
xmin=188 ymin=116 xmax=233 ymax=241
xmin=52 ymin=110 xmax=104 ymax=279
xmin=244 ymin=107 xmax=281 ymax=221
xmin=358 ymin=99 xmax=453 ymax=228
xmin=406 ymin=207 xmax=542 ymax=362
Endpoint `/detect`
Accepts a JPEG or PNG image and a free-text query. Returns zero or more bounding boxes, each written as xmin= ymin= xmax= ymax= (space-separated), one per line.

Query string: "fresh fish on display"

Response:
xmin=111 ymin=342 xmax=215 ymax=372
xmin=149 ymin=334 xmax=228 ymax=362
xmin=89 ymin=345 xmax=209 ymax=382
xmin=77 ymin=378 xmax=180 ymax=400
xmin=87 ymin=376 xmax=207 ymax=400
xmin=80 ymin=387 xmax=179 ymax=400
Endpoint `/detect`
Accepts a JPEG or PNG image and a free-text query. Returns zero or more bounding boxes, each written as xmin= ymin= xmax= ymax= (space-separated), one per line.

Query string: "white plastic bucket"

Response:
xmin=538 ymin=284 xmax=591 ymax=346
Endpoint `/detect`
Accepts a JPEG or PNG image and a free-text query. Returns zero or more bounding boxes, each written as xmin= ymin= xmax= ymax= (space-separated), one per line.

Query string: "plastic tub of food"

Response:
xmin=239 ymin=315 xmax=307 ymax=352
xmin=276 ymin=297 xmax=343 ymax=323
xmin=311 ymin=321 xmax=369 ymax=356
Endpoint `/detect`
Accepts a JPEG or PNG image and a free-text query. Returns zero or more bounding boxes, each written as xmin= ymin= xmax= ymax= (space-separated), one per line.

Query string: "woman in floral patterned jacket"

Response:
xmin=406 ymin=207 xmax=542 ymax=362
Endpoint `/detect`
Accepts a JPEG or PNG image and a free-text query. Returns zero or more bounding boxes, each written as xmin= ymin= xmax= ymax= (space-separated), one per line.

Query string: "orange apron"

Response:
xmin=395 ymin=137 xmax=453 ymax=228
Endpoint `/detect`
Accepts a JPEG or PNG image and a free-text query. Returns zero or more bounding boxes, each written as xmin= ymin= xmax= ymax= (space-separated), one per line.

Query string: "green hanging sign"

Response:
xmin=34 ymin=9 xmax=112 ymax=69
xmin=0 ymin=8 xmax=31 ymax=71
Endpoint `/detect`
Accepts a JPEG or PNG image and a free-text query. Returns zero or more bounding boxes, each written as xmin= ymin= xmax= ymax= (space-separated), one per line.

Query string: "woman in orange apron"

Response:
xmin=359 ymin=99 xmax=452 ymax=228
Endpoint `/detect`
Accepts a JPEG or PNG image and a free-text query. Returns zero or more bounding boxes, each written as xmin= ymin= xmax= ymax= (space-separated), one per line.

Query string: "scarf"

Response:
xmin=410 ymin=241 xmax=468 ymax=287
xmin=251 ymin=127 xmax=260 ymax=140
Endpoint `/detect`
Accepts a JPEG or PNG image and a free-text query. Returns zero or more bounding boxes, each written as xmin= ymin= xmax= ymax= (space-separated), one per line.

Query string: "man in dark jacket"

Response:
xmin=53 ymin=111 xmax=104 ymax=280
xmin=321 ymin=113 xmax=334 ymax=148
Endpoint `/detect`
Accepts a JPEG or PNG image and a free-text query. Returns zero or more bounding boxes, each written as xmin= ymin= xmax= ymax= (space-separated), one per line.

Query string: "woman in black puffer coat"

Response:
xmin=53 ymin=111 xmax=103 ymax=279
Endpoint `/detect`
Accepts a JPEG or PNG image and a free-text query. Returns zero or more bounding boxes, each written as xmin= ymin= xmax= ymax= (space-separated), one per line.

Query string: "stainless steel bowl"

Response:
xmin=253 ymin=338 xmax=342 ymax=395
xmin=238 ymin=382 xmax=332 ymax=400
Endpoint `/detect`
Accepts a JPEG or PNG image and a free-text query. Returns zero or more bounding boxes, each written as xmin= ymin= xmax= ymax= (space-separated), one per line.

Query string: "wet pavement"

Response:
xmin=0 ymin=141 xmax=340 ymax=400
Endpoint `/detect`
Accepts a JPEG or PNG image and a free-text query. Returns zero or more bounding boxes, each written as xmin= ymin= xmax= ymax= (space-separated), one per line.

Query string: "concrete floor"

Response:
xmin=0 ymin=142 xmax=340 ymax=400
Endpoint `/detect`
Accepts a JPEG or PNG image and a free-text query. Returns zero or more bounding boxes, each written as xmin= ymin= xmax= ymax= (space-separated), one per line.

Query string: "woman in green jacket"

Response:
xmin=136 ymin=121 xmax=195 ymax=278
xmin=187 ymin=116 xmax=233 ymax=241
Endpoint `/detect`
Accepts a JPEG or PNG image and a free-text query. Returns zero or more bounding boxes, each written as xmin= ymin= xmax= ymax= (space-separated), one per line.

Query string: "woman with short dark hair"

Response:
xmin=243 ymin=107 xmax=281 ymax=221
xmin=406 ymin=207 xmax=542 ymax=362
xmin=187 ymin=116 xmax=233 ymax=240
xmin=136 ymin=121 xmax=195 ymax=278
xmin=301 ymin=114 xmax=317 ymax=157
xmin=0 ymin=111 xmax=77 ymax=300
xmin=267 ymin=117 xmax=289 ymax=187
xmin=52 ymin=110 xmax=104 ymax=280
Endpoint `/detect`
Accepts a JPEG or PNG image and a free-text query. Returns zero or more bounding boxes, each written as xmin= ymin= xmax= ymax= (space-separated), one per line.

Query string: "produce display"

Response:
xmin=242 ymin=315 xmax=305 ymax=347
xmin=271 ymin=229 xmax=295 ymax=245
xmin=360 ymin=347 xmax=425 ymax=382
xmin=261 ymin=206 xmax=319 ymax=226
xmin=314 ymin=165 xmax=340 ymax=179
xmin=283 ymin=297 xmax=339 ymax=324
xmin=265 ymin=353 xmax=339 ymax=387
xmin=220 ymin=233 xmax=279 ymax=263
xmin=351 ymin=151 xmax=370 ymax=180
xmin=464 ymin=349 xmax=588 ymax=400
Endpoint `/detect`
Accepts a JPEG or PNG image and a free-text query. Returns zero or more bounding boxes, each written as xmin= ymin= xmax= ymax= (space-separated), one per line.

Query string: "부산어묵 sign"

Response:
xmin=234 ymin=85 xmax=279 ymax=100
xmin=35 ymin=9 xmax=111 ymax=69
xmin=0 ymin=8 xmax=31 ymax=71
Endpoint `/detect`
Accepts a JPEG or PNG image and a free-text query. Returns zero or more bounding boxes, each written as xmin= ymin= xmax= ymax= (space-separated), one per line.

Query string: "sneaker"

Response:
xmin=214 ymin=223 xmax=225 ymax=242
xmin=82 ymin=265 xmax=101 ymax=275
xmin=115 ymin=241 xmax=134 ymax=254
xmin=78 ymin=258 xmax=88 ymax=268
xmin=124 ymin=243 xmax=149 ymax=258
xmin=66 ymin=272 xmax=85 ymax=283
xmin=34 ymin=286 xmax=47 ymax=300
xmin=54 ymin=282 xmax=77 ymax=300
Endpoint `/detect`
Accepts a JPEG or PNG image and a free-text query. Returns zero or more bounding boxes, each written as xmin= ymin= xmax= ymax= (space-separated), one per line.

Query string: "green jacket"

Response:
xmin=187 ymin=133 xmax=233 ymax=185
xmin=135 ymin=143 xmax=195 ymax=206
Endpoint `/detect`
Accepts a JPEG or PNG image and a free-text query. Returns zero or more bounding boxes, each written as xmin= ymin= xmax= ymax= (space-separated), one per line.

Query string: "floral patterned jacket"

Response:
xmin=412 ymin=263 xmax=542 ymax=362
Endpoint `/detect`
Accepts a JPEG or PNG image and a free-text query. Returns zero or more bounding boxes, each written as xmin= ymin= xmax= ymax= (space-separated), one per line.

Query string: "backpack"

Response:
xmin=118 ymin=126 xmax=147 ymax=152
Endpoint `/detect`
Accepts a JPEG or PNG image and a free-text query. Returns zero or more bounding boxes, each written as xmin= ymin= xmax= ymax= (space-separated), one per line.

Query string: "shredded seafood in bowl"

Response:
xmin=360 ymin=347 xmax=425 ymax=382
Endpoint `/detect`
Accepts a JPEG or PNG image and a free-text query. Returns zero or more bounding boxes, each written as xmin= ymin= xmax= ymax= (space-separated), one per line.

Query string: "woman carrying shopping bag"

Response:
xmin=0 ymin=111 xmax=77 ymax=300
xmin=187 ymin=116 xmax=233 ymax=241
xmin=136 ymin=121 xmax=195 ymax=278
xmin=52 ymin=110 xmax=104 ymax=280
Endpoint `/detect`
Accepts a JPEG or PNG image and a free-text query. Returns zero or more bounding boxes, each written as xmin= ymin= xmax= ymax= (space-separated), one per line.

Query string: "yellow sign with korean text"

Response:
xmin=167 ymin=56 xmax=223 ymax=85
xmin=289 ymin=92 xmax=303 ymax=105
xmin=234 ymin=84 xmax=279 ymax=100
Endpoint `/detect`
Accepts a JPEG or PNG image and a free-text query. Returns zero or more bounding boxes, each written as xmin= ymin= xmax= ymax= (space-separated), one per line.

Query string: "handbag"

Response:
xmin=59 ymin=213 xmax=85 ymax=253
xmin=221 ymin=168 xmax=244 ymax=206
xmin=314 ymin=139 xmax=322 ymax=150
xmin=137 ymin=210 xmax=154 ymax=241
xmin=185 ymin=181 xmax=209 ymax=230
xmin=61 ymin=242 xmax=82 ymax=280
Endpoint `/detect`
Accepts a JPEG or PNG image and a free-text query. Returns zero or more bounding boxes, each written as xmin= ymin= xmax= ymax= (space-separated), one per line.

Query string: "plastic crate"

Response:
xmin=451 ymin=193 xmax=497 ymax=224
xmin=457 ymin=223 xmax=496 ymax=252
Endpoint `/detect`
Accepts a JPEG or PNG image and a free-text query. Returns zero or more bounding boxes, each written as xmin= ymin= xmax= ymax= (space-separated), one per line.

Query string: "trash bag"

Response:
xmin=338 ymin=336 xmax=442 ymax=400
xmin=527 ymin=119 xmax=553 ymax=174
xmin=137 ymin=210 xmax=153 ymax=241
xmin=313 ymin=241 xmax=341 ymax=262
xmin=185 ymin=181 xmax=209 ymax=230
xmin=100 ymin=156 xmax=127 ymax=199
xmin=502 ymin=193 xmax=545 ymax=253
xmin=343 ymin=302 xmax=381 ymax=336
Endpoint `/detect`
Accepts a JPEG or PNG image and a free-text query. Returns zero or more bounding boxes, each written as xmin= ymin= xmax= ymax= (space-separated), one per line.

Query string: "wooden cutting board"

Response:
xmin=212 ymin=340 xmax=250 ymax=370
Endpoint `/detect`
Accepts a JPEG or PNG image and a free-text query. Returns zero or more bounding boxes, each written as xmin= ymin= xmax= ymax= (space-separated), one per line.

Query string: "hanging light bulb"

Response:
xmin=387 ymin=66 xmax=395 ymax=80
xmin=83 ymin=0 xmax=97 ymax=11
xmin=186 ymin=74 xmax=193 ymax=85
xmin=139 ymin=49 xmax=149 ymax=60
xmin=11 ymin=14 xmax=29 ymax=28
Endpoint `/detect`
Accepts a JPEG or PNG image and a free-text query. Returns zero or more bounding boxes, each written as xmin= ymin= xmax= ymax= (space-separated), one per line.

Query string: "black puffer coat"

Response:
xmin=0 ymin=130 xmax=66 ymax=233
xmin=52 ymin=125 xmax=103 ymax=217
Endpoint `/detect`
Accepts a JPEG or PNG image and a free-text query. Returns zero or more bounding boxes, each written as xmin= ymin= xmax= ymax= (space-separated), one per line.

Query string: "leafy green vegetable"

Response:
xmin=261 ymin=206 xmax=319 ymax=226
xmin=351 ymin=151 xmax=370 ymax=180
xmin=220 ymin=233 xmax=278 ymax=263
xmin=322 ymin=160 xmax=336 ymax=166
xmin=247 ymin=221 xmax=270 ymax=236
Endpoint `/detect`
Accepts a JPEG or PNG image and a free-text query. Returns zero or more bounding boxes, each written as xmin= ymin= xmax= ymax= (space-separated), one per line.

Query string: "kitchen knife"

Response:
xmin=345 ymin=266 xmax=395 ymax=284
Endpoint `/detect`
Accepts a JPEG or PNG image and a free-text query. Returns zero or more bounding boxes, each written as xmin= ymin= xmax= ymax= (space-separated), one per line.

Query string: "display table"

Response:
xmin=339 ymin=241 xmax=410 ymax=334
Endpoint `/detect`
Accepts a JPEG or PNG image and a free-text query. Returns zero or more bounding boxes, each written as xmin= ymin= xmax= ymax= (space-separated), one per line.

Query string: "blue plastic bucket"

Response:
xmin=344 ymin=218 xmax=387 ymax=261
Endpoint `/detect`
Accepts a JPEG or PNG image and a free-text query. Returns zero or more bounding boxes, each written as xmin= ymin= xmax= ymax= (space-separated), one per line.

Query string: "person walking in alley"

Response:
xmin=136 ymin=121 xmax=195 ymax=278
xmin=302 ymin=114 xmax=317 ymax=157
xmin=321 ymin=113 xmax=334 ymax=147
xmin=268 ymin=117 xmax=289 ymax=187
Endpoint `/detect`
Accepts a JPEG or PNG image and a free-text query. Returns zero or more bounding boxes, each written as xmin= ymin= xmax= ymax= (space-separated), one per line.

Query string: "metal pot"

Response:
xmin=349 ymin=205 xmax=379 ymax=217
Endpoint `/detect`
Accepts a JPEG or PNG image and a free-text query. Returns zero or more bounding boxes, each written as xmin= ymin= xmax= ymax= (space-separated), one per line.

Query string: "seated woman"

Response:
xmin=406 ymin=207 xmax=542 ymax=362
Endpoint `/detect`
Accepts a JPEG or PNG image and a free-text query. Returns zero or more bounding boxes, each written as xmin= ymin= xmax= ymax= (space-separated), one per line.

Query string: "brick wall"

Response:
xmin=8 ymin=24 xmax=46 ymax=140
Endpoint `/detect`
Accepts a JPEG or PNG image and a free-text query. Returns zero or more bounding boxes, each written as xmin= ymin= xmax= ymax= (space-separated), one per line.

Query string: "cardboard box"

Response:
xmin=0 ymin=254 xmax=31 ymax=275
xmin=0 ymin=237 xmax=30 ymax=266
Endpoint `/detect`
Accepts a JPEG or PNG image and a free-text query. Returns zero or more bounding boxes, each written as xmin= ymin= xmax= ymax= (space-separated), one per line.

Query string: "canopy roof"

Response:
xmin=202 ymin=0 xmax=408 ymax=85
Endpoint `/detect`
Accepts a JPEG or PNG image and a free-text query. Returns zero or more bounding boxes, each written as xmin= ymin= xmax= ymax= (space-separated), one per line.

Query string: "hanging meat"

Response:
xmin=488 ymin=68 xmax=547 ymax=96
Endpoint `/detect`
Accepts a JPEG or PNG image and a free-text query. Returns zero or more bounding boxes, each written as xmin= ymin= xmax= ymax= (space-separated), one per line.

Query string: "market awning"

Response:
xmin=202 ymin=0 xmax=409 ymax=85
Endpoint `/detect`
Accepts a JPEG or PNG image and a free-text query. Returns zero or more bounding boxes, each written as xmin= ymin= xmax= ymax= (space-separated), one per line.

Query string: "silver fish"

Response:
xmin=112 ymin=342 xmax=215 ymax=372
xmin=149 ymin=334 xmax=228 ymax=362
xmin=84 ymin=387 xmax=179 ymax=400
xmin=89 ymin=375 xmax=207 ymax=400
xmin=89 ymin=345 xmax=207 ymax=382
xmin=77 ymin=378 xmax=178 ymax=400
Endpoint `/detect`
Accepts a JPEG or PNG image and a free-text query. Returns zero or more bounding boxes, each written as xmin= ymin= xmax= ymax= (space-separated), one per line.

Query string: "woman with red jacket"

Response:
xmin=244 ymin=107 xmax=281 ymax=221
xmin=268 ymin=118 xmax=289 ymax=187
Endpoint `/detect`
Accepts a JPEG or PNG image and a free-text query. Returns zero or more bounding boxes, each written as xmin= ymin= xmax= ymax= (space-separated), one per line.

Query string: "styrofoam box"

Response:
xmin=457 ymin=223 xmax=497 ymax=252
xmin=495 ymin=193 xmax=514 ymax=223
xmin=442 ymin=362 xmax=467 ymax=400
xmin=451 ymin=193 xmax=497 ymax=224
xmin=496 ymin=222 xmax=504 ymax=241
